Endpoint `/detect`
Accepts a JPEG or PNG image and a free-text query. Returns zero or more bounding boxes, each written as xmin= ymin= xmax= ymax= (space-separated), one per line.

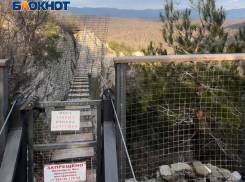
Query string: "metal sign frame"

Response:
xmin=26 ymin=100 xmax=102 ymax=182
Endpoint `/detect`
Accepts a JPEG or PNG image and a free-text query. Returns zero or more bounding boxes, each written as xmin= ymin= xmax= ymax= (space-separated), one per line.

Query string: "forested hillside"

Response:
xmin=107 ymin=18 xmax=245 ymax=54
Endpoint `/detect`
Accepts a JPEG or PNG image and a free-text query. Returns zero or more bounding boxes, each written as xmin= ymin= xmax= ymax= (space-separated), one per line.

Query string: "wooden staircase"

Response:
xmin=52 ymin=63 xmax=96 ymax=181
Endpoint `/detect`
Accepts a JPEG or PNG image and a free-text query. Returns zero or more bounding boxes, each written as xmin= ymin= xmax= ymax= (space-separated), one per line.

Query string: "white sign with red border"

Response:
xmin=51 ymin=110 xmax=80 ymax=131
xmin=43 ymin=162 xmax=87 ymax=182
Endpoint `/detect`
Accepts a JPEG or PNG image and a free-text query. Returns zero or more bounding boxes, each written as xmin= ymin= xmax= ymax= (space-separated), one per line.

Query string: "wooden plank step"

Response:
xmin=76 ymin=66 xmax=88 ymax=68
xmin=72 ymin=79 xmax=88 ymax=82
xmin=74 ymin=76 xmax=88 ymax=79
xmin=76 ymin=68 xmax=88 ymax=70
xmin=73 ymin=78 xmax=88 ymax=81
xmin=75 ymin=73 xmax=89 ymax=76
xmin=76 ymin=68 xmax=89 ymax=71
xmin=73 ymin=77 xmax=88 ymax=79
xmin=81 ymin=111 xmax=92 ymax=116
xmin=71 ymin=84 xmax=89 ymax=87
xmin=65 ymin=106 xmax=90 ymax=110
xmin=87 ymin=170 xmax=96 ymax=181
xmin=56 ymin=133 xmax=93 ymax=143
xmin=71 ymin=82 xmax=89 ymax=85
xmin=51 ymin=148 xmax=94 ymax=161
xmin=68 ymin=95 xmax=89 ymax=98
xmin=81 ymin=121 xmax=93 ymax=128
xmin=69 ymin=93 xmax=89 ymax=97
xmin=69 ymin=97 xmax=90 ymax=100
xmin=72 ymin=80 xmax=88 ymax=83
xmin=73 ymin=75 xmax=88 ymax=79
xmin=71 ymin=85 xmax=89 ymax=88
xmin=76 ymin=69 xmax=88 ymax=71
xmin=75 ymin=72 xmax=89 ymax=74
xmin=71 ymin=85 xmax=89 ymax=89
xmin=69 ymin=89 xmax=89 ymax=93
xmin=73 ymin=75 xmax=88 ymax=78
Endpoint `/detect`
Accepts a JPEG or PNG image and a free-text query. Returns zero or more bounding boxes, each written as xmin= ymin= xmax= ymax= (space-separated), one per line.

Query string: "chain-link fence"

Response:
xmin=116 ymin=58 xmax=245 ymax=181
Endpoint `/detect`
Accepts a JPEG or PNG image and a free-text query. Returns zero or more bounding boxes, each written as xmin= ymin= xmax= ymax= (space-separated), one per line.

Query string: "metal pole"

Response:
xmin=28 ymin=110 xmax=34 ymax=182
xmin=0 ymin=59 xmax=9 ymax=163
xmin=242 ymin=99 xmax=245 ymax=180
xmin=97 ymin=103 xmax=102 ymax=182
xmin=115 ymin=63 xmax=122 ymax=180
xmin=10 ymin=98 xmax=28 ymax=182
xmin=115 ymin=63 xmax=127 ymax=181
xmin=121 ymin=63 xmax=127 ymax=181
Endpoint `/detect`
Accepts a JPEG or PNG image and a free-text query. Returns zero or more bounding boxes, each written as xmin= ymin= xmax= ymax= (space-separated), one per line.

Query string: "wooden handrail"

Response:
xmin=113 ymin=54 xmax=245 ymax=64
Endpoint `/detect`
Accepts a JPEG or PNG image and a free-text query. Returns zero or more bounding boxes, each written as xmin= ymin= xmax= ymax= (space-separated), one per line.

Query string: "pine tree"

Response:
xmin=141 ymin=41 xmax=167 ymax=55
xmin=227 ymin=27 xmax=245 ymax=53
xmin=160 ymin=0 xmax=228 ymax=54
xmin=126 ymin=1 xmax=245 ymax=178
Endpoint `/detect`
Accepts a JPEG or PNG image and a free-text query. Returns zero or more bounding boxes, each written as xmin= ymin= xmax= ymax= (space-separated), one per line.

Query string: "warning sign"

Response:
xmin=43 ymin=162 xmax=87 ymax=182
xmin=51 ymin=111 xmax=80 ymax=131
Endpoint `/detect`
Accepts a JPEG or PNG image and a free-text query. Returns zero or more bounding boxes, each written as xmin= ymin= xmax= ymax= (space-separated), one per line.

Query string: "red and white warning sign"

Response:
xmin=43 ymin=162 xmax=87 ymax=182
xmin=51 ymin=111 xmax=80 ymax=131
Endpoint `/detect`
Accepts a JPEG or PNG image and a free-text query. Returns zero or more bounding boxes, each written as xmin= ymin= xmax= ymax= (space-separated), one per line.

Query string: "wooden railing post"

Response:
xmin=0 ymin=59 xmax=9 ymax=164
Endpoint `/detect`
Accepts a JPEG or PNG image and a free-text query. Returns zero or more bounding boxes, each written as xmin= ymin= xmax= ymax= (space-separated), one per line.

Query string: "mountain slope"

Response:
xmin=68 ymin=7 xmax=245 ymax=20
xmin=68 ymin=7 xmax=164 ymax=20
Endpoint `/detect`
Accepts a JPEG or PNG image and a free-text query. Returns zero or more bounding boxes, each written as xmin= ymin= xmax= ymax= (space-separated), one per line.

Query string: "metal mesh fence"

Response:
xmin=119 ymin=60 xmax=245 ymax=181
xmin=55 ymin=14 xmax=110 ymax=100
xmin=26 ymin=14 xmax=109 ymax=182
xmin=33 ymin=104 xmax=98 ymax=182
xmin=21 ymin=14 xmax=109 ymax=101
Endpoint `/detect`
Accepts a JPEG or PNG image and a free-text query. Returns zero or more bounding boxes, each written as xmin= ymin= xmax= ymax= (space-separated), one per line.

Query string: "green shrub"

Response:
xmin=109 ymin=41 xmax=135 ymax=56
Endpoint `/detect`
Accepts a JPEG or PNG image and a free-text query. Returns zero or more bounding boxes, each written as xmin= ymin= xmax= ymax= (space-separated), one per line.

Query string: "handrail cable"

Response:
xmin=99 ymin=73 xmax=137 ymax=181
xmin=21 ymin=63 xmax=63 ymax=97
xmin=24 ymin=55 xmax=69 ymax=99
xmin=21 ymin=49 xmax=71 ymax=98
xmin=0 ymin=96 xmax=21 ymax=136
xmin=0 ymin=60 xmax=66 ymax=138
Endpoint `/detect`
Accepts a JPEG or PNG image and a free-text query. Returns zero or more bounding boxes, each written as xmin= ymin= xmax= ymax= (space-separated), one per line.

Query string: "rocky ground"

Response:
xmin=126 ymin=161 xmax=242 ymax=182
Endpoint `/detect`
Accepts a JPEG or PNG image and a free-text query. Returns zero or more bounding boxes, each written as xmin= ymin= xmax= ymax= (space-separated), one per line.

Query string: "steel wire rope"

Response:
xmin=0 ymin=93 xmax=24 ymax=136
xmin=25 ymin=62 xmax=64 ymax=99
xmin=25 ymin=51 xmax=70 ymax=100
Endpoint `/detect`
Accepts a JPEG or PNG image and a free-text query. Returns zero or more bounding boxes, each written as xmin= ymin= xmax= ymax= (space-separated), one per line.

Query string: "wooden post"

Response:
xmin=0 ymin=59 xmax=9 ymax=163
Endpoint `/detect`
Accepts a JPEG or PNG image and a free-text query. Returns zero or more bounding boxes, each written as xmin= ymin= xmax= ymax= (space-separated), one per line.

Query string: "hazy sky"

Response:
xmin=69 ymin=0 xmax=245 ymax=10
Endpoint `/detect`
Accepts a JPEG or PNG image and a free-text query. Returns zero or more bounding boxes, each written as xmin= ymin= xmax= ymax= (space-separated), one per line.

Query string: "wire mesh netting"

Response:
xmin=120 ymin=60 xmax=245 ymax=181
xmin=27 ymin=14 xmax=109 ymax=182
xmin=33 ymin=105 xmax=98 ymax=182
xmin=21 ymin=14 xmax=109 ymax=101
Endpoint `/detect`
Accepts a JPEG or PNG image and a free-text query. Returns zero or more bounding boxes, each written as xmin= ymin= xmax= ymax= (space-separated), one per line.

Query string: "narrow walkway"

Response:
xmin=52 ymin=44 xmax=96 ymax=181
